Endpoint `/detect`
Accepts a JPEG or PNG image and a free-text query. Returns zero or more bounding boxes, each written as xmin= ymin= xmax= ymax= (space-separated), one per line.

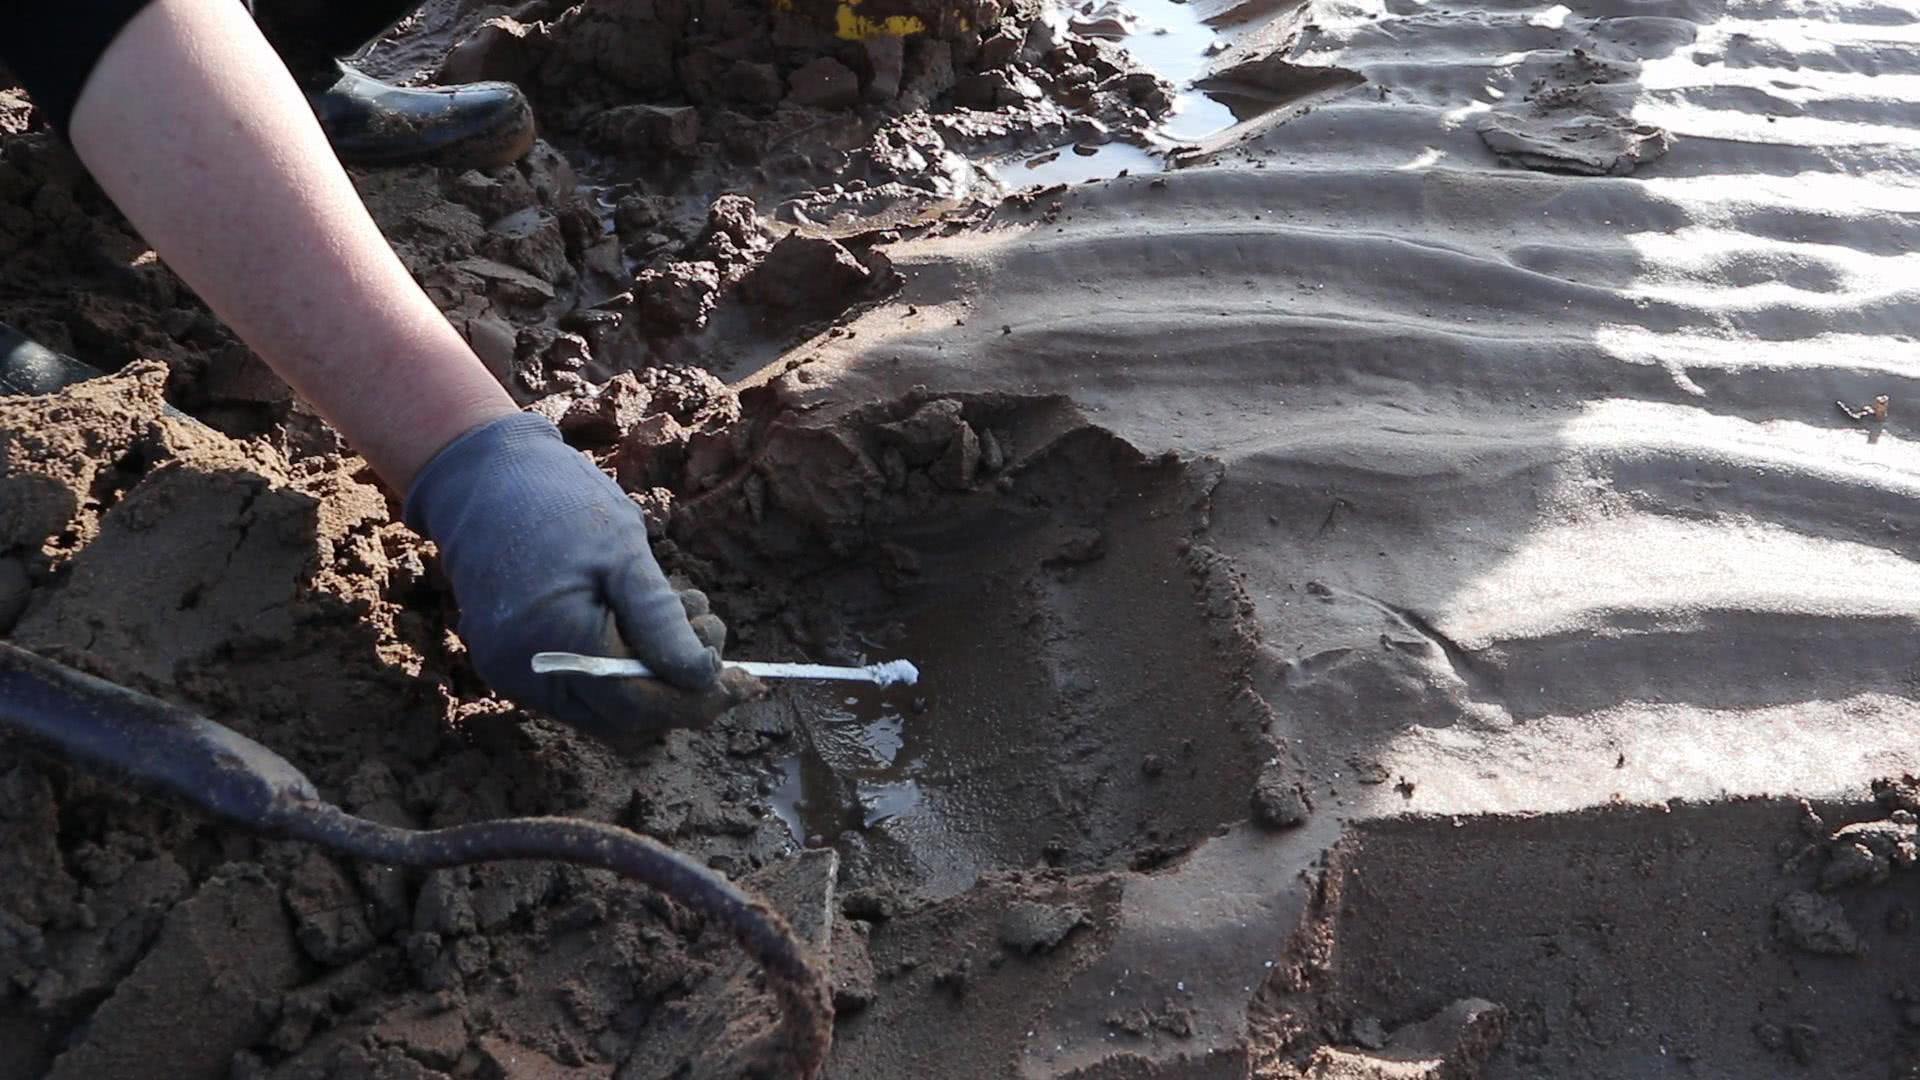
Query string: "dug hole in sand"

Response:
xmin=4 ymin=0 xmax=1920 ymax=1073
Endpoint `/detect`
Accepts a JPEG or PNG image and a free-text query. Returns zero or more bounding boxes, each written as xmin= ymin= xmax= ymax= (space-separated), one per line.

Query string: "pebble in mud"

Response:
xmin=1774 ymin=890 xmax=1863 ymax=956
xmin=1251 ymin=762 xmax=1310 ymax=829
xmin=997 ymin=900 xmax=1089 ymax=955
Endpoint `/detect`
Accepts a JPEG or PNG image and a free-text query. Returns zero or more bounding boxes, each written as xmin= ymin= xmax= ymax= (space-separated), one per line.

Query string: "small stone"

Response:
xmin=1050 ymin=527 xmax=1106 ymax=565
xmin=931 ymin=422 xmax=981 ymax=490
xmin=1251 ymin=763 xmax=1310 ymax=829
xmin=1140 ymin=754 xmax=1166 ymax=778
xmin=1348 ymin=1016 xmax=1388 ymax=1050
xmin=979 ymin=428 xmax=1006 ymax=472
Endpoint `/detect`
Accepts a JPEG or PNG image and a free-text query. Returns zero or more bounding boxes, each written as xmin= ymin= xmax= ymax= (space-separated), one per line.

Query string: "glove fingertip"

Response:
xmin=651 ymin=644 xmax=723 ymax=691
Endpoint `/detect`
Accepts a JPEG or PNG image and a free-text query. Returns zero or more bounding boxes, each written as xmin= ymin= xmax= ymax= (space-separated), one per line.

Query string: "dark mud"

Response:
xmin=1256 ymin=793 xmax=1920 ymax=1079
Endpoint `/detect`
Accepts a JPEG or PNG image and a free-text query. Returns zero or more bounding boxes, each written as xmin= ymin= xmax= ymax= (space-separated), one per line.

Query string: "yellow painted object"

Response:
xmin=835 ymin=0 xmax=929 ymax=39
xmin=772 ymin=0 xmax=955 ymax=39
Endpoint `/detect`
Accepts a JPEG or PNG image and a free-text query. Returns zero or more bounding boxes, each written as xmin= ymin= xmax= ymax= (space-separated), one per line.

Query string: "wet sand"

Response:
xmin=3 ymin=0 xmax=1920 ymax=1074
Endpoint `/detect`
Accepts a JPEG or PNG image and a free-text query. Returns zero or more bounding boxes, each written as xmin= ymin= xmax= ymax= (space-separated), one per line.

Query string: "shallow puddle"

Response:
xmin=1000 ymin=141 xmax=1166 ymax=187
xmin=1001 ymin=0 xmax=1250 ymax=185
xmin=768 ymin=646 xmax=1002 ymax=898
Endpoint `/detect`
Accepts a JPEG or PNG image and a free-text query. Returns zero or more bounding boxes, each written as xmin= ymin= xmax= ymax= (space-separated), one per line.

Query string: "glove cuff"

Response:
xmin=402 ymin=411 xmax=564 ymax=538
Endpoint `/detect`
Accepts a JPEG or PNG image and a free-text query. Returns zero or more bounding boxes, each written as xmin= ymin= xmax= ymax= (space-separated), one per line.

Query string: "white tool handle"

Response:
xmin=532 ymin=652 xmax=921 ymax=688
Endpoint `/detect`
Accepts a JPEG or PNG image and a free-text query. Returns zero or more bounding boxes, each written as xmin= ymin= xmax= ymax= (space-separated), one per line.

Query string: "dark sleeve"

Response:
xmin=3 ymin=0 xmax=162 ymax=134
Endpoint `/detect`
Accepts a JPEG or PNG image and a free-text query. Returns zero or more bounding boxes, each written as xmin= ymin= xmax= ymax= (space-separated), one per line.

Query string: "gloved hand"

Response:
xmin=404 ymin=411 xmax=754 ymax=746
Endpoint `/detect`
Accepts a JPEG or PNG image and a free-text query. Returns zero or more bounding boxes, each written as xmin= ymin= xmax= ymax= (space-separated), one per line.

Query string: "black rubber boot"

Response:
xmin=305 ymin=63 xmax=537 ymax=169
xmin=0 ymin=323 xmax=106 ymax=397
xmin=250 ymin=0 xmax=537 ymax=170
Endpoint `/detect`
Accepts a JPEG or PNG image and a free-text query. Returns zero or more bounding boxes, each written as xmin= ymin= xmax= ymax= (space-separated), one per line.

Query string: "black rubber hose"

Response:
xmin=0 ymin=642 xmax=833 ymax=1076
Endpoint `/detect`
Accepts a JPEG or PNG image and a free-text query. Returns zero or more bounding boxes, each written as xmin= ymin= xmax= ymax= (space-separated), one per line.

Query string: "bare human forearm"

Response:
xmin=66 ymin=0 xmax=515 ymax=491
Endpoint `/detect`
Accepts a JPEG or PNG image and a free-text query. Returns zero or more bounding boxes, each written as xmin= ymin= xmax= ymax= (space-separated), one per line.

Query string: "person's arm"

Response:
xmin=49 ymin=0 xmax=740 ymax=740
xmin=67 ymin=0 xmax=510 ymax=491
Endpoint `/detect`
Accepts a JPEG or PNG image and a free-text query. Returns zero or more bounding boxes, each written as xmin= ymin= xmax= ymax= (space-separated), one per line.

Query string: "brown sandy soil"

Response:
xmin=5 ymin=0 xmax=1920 ymax=1075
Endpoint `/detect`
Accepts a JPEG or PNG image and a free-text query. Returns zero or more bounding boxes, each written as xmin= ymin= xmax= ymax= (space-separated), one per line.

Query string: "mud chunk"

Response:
xmin=876 ymin=398 xmax=966 ymax=466
xmin=1307 ymin=999 xmax=1508 ymax=1079
xmin=1821 ymin=840 xmax=1888 ymax=890
xmin=439 ymin=16 xmax=536 ymax=85
xmin=902 ymin=40 xmax=956 ymax=105
xmin=585 ymin=103 xmax=701 ymax=158
xmin=788 ymin=57 xmax=861 ymax=109
xmin=415 ymin=870 xmax=479 ymax=938
xmin=633 ymin=260 xmax=722 ymax=334
xmin=862 ymin=35 xmax=907 ymax=101
xmin=729 ymin=60 xmax=786 ymax=105
xmin=1774 ymin=890 xmax=1862 ymax=956
xmin=739 ymin=234 xmax=872 ymax=317
xmin=372 ymin=999 xmax=472 ymax=1069
xmin=30 ymin=853 xmax=192 ymax=1013
xmin=693 ymin=193 xmax=772 ymax=268
xmin=470 ymin=864 xmax=556 ymax=932
xmin=1824 ymin=817 xmax=1920 ymax=890
xmin=45 ymin=871 xmax=302 ymax=1080
xmin=1478 ymin=112 xmax=1671 ymax=176
xmin=955 ymin=70 xmax=1043 ymax=108
xmin=285 ymin=852 xmax=376 ymax=967
xmin=842 ymin=887 xmax=900 ymax=923
xmin=1875 ymin=775 xmax=1920 ymax=814
xmin=484 ymin=206 xmax=570 ymax=285
xmin=998 ymin=900 xmax=1088 ymax=955
xmin=831 ymin=916 xmax=878 ymax=1014
xmin=931 ymin=421 xmax=981 ymax=489
xmin=1349 ymin=1016 xmax=1388 ymax=1050
xmin=978 ymin=30 xmax=1022 ymax=69
xmin=1787 ymin=1023 xmax=1820 ymax=1065
xmin=1114 ymin=71 xmax=1173 ymax=112
xmin=1252 ymin=763 xmax=1310 ymax=829
xmin=613 ymin=192 xmax=667 ymax=240
xmin=979 ymin=428 xmax=1006 ymax=472
xmin=0 ymin=554 xmax=27 ymax=632
xmin=558 ymin=372 xmax=654 ymax=445
xmin=451 ymin=256 xmax=556 ymax=307
xmin=1050 ymin=526 xmax=1107 ymax=565
xmin=462 ymin=312 xmax=519 ymax=388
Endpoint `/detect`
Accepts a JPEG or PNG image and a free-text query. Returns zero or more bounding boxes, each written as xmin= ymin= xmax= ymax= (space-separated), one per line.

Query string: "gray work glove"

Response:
xmin=404 ymin=412 xmax=751 ymax=745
